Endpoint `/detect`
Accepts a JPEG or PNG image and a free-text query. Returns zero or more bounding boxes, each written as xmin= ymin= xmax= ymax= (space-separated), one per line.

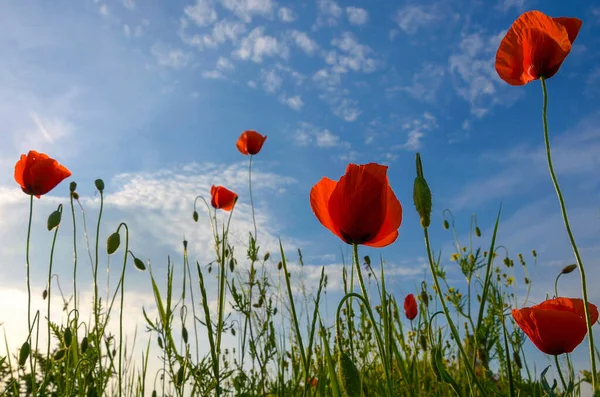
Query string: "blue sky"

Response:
xmin=1 ymin=0 xmax=600 ymax=391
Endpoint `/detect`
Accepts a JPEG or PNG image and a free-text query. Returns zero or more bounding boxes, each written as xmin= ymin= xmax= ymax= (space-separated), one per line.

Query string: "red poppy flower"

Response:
xmin=512 ymin=297 xmax=598 ymax=355
xmin=310 ymin=163 xmax=402 ymax=247
xmin=404 ymin=294 xmax=418 ymax=320
xmin=495 ymin=10 xmax=582 ymax=86
xmin=236 ymin=130 xmax=267 ymax=155
xmin=307 ymin=377 xmax=318 ymax=388
xmin=14 ymin=150 xmax=72 ymax=198
xmin=210 ymin=185 xmax=238 ymax=211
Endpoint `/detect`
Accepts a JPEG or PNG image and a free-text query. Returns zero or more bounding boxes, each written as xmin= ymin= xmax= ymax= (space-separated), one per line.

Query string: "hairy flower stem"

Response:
xmin=25 ymin=195 xmax=36 ymax=393
xmin=248 ymin=155 xmax=258 ymax=242
xmin=541 ymin=77 xmax=597 ymax=392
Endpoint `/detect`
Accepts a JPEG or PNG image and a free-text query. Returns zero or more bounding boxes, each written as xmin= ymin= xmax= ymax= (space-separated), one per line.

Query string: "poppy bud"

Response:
xmin=413 ymin=154 xmax=432 ymax=229
xmin=94 ymin=179 xmax=105 ymax=192
xmin=47 ymin=208 xmax=62 ymax=231
xmin=561 ymin=264 xmax=577 ymax=275
xmin=18 ymin=341 xmax=30 ymax=366
xmin=193 ymin=211 xmax=199 ymax=222
xmin=443 ymin=219 xmax=449 ymax=230
xmin=71 ymin=192 xmax=79 ymax=200
xmin=107 ymin=232 xmax=120 ymax=255
xmin=134 ymin=257 xmax=146 ymax=271
xmin=475 ymin=227 xmax=481 ymax=237
xmin=69 ymin=181 xmax=77 ymax=193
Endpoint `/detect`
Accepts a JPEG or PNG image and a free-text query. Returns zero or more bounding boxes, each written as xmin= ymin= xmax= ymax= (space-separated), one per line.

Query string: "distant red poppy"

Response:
xmin=495 ymin=10 xmax=582 ymax=86
xmin=512 ymin=297 xmax=598 ymax=355
xmin=236 ymin=130 xmax=267 ymax=155
xmin=310 ymin=163 xmax=402 ymax=247
xmin=307 ymin=377 xmax=318 ymax=388
xmin=14 ymin=150 xmax=72 ymax=198
xmin=210 ymin=185 xmax=238 ymax=211
xmin=404 ymin=294 xmax=418 ymax=320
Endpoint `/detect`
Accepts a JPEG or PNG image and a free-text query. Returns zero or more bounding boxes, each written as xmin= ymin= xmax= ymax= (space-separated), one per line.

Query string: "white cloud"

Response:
xmin=392 ymin=112 xmax=438 ymax=150
xmin=98 ymin=4 xmax=109 ymax=16
xmin=202 ymin=57 xmax=234 ymax=79
xmin=346 ymin=6 xmax=368 ymax=25
xmin=151 ymin=44 xmax=192 ymax=69
xmin=123 ymin=24 xmax=131 ymax=37
xmin=288 ymin=30 xmax=319 ymax=55
xmin=233 ymin=27 xmax=288 ymax=63
xmin=202 ymin=70 xmax=226 ymax=79
xmin=449 ymin=31 xmax=519 ymax=117
xmin=184 ymin=0 xmax=218 ymax=27
xmin=333 ymin=98 xmax=360 ymax=122
xmin=179 ymin=18 xmax=247 ymax=50
xmin=247 ymin=80 xmax=257 ymax=88
xmin=313 ymin=0 xmax=342 ymax=30
xmin=394 ymin=4 xmax=442 ymax=34
xmin=330 ymin=32 xmax=379 ymax=73
xmin=260 ymin=68 xmax=282 ymax=93
xmin=281 ymin=95 xmax=304 ymax=111
xmin=496 ymin=0 xmax=526 ymax=12
xmin=219 ymin=0 xmax=275 ymax=23
xmin=278 ymin=7 xmax=297 ymax=22
xmin=217 ymin=56 xmax=234 ymax=71
xmin=387 ymin=62 xmax=445 ymax=102
xmin=123 ymin=0 xmax=135 ymax=10
xmin=293 ymin=122 xmax=350 ymax=148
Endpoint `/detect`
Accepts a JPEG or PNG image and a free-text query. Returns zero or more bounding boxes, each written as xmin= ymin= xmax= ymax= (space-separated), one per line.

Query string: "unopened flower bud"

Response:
xmin=561 ymin=264 xmax=577 ymax=275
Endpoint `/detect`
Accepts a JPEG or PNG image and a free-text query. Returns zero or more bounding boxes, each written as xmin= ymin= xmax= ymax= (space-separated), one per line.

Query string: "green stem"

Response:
xmin=554 ymin=355 xmax=569 ymax=393
xmin=45 ymin=205 xmax=62 ymax=387
xmin=94 ymin=189 xmax=104 ymax=388
xmin=249 ymin=155 xmax=258 ymax=241
xmin=25 ymin=194 xmax=35 ymax=392
xmin=117 ymin=223 xmax=129 ymax=397
xmin=540 ymin=76 xmax=597 ymax=392
xmin=424 ymin=228 xmax=488 ymax=397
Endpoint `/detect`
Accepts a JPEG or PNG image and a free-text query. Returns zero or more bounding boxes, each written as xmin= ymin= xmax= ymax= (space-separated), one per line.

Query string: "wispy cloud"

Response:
xmin=278 ymin=7 xmax=297 ymax=22
xmin=449 ymin=30 xmax=520 ymax=118
xmin=293 ymin=122 xmax=350 ymax=149
xmin=233 ymin=27 xmax=289 ymax=62
xmin=346 ymin=6 xmax=369 ymax=25
xmin=313 ymin=0 xmax=343 ymax=30
xmin=387 ymin=62 xmax=445 ymax=103
xmin=151 ymin=43 xmax=192 ymax=69
xmin=184 ymin=0 xmax=218 ymax=27
xmin=394 ymin=4 xmax=443 ymax=35
xmin=392 ymin=112 xmax=438 ymax=150
xmin=287 ymin=30 xmax=320 ymax=55
xmin=219 ymin=0 xmax=275 ymax=23
xmin=280 ymin=95 xmax=304 ymax=111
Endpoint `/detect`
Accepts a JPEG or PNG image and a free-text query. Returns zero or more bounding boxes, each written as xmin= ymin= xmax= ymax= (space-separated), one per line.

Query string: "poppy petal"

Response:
xmin=553 ymin=17 xmax=583 ymax=44
xmin=364 ymin=230 xmax=398 ymax=248
xmin=310 ymin=177 xmax=345 ymax=242
xmin=328 ymin=164 xmax=388 ymax=245
xmin=367 ymin=184 xmax=402 ymax=247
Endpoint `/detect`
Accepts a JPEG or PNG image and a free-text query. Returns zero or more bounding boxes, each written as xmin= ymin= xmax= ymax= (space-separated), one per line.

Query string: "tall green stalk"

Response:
xmin=540 ymin=77 xmax=597 ymax=392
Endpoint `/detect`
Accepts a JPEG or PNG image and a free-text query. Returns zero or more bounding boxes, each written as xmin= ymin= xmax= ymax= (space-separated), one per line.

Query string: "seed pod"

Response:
xmin=182 ymin=326 xmax=188 ymax=344
xmin=94 ymin=179 xmax=105 ymax=192
xmin=81 ymin=336 xmax=89 ymax=353
xmin=54 ymin=348 xmax=66 ymax=361
xmin=47 ymin=209 xmax=62 ymax=231
xmin=64 ymin=327 xmax=73 ymax=348
xmin=18 ymin=341 xmax=30 ymax=366
xmin=107 ymin=232 xmax=121 ymax=255
xmin=134 ymin=257 xmax=147 ymax=271
xmin=561 ymin=264 xmax=577 ymax=275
